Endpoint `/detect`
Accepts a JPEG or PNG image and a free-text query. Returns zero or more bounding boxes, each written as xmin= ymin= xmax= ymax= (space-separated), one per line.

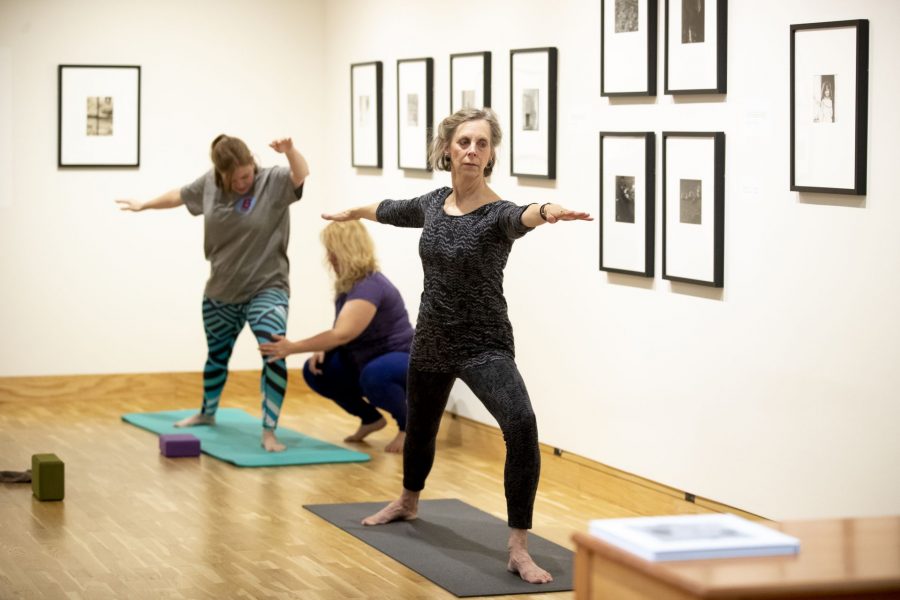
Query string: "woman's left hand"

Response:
xmin=269 ymin=138 xmax=294 ymax=154
xmin=546 ymin=206 xmax=593 ymax=224
xmin=259 ymin=334 xmax=294 ymax=362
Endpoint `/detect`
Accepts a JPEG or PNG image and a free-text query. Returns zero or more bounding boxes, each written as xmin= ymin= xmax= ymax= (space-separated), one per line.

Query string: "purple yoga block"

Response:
xmin=159 ymin=433 xmax=201 ymax=457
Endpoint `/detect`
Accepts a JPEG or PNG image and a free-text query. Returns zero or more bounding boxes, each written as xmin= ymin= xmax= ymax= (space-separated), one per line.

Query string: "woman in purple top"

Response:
xmin=260 ymin=221 xmax=413 ymax=453
xmin=321 ymin=108 xmax=591 ymax=584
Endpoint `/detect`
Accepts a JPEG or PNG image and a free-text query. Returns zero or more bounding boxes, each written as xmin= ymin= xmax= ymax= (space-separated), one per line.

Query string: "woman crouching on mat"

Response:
xmin=322 ymin=107 xmax=591 ymax=584
xmin=259 ymin=221 xmax=413 ymax=453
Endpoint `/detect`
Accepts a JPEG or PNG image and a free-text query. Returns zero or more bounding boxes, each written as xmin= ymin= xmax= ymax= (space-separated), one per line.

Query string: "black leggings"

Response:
xmin=403 ymin=357 xmax=540 ymax=529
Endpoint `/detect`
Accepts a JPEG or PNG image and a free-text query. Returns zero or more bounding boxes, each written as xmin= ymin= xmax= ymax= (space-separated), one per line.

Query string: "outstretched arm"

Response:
xmin=521 ymin=202 xmax=592 ymax=228
xmin=270 ymin=137 xmax=310 ymax=187
xmin=115 ymin=188 xmax=183 ymax=212
xmin=259 ymin=299 xmax=377 ymax=362
xmin=322 ymin=202 xmax=381 ymax=222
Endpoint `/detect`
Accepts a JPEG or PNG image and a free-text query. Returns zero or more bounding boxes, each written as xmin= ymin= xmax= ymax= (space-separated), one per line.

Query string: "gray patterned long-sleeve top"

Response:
xmin=375 ymin=187 xmax=533 ymax=372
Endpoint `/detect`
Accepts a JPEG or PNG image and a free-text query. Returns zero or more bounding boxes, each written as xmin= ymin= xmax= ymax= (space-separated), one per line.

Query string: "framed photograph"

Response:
xmin=351 ymin=61 xmax=383 ymax=168
xmin=790 ymin=20 xmax=868 ymax=195
xmin=450 ymin=51 xmax=491 ymax=112
xmin=396 ymin=58 xmax=434 ymax=171
xmin=664 ymin=0 xmax=726 ymax=94
xmin=57 ymin=65 xmax=140 ymax=167
xmin=599 ymin=132 xmax=656 ymax=277
xmin=510 ymin=47 xmax=558 ymax=179
xmin=601 ymin=0 xmax=658 ymax=96
xmin=662 ymin=132 xmax=725 ymax=287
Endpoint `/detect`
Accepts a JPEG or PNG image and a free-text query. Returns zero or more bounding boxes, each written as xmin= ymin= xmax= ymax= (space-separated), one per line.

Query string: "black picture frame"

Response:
xmin=599 ymin=132 xmax=656 ymax=277
xmin=57 ymin=65 xmax=141 ymax=168
xmin=664 ymin=0 xmax=727 ymax=94
xmin=351 ymin=61 xmax=383 ymax=168
xmin=450 ymin=51 xmax=491 ymax=112
xmin=790 ymin=19 xmax=868 ymax=195
xmin=396 ymin=57 xmax=434 ymax=171
xmin=662 ymin=131 xmax=725 ymax=287
xmin=601 ymin=0 xmax=658 ymax=96
xmin=510 ymin=47 xmax=558 ymax=179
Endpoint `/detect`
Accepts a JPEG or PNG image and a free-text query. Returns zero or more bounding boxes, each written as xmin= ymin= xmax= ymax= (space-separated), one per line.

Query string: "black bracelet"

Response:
xmin=539 ymin=202 xmax=551 ymax=221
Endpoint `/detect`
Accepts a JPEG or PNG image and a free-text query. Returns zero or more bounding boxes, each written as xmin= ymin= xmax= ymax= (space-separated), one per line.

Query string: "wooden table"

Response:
xmin=572 ymin=516 xmax=900 ymax=599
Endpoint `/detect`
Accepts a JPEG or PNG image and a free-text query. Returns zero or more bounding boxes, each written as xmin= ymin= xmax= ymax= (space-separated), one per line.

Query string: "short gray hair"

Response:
xmin=428 ymin=107 xmax=502 ymax=176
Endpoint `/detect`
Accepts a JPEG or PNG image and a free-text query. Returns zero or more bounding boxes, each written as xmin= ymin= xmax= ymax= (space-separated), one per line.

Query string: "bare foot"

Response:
xmin=344 ymin=417 xmax=387 ymax=442
xmin=508 ymin=529 xmax=553 ymax=584
xmin=384 ymin=431 xmax=405 ymax=453
xmin=261 ymin=429 xmax=286 ymax=452
xmin=362 ymin=490 xmax=419 ymax=525
xmin=174 ymin=413 xmax=215 ymax=428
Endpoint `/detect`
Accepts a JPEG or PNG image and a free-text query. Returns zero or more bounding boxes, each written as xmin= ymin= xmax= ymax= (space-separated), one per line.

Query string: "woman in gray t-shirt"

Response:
xmin=323 ymin=108 xmax=591 ymax=584
xmin=116 ymin=134 xmax=309 ymax=452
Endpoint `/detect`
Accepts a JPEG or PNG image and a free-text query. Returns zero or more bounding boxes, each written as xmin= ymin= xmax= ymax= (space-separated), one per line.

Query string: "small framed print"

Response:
xmin=601 ymin=0 xmax=658 ymax=96
xmin=664 ymin=0 xmax=727 ymax=94
xmin=58 ymin=65 xmax=140 ymax=167
xmin=397 ymin=58 xmax=434 ymax=171
xmin=662 ymin=132 xmax=725 ymax=287
xmin=351 ymin=61 xmax=383 ymax=168
xmin=510 ymin=47 xmax=558 ymax=179
xmin=599 ymin=132 xmax=656 ymax=277
xmin=790 ymin=20 xmax=868 ymax=195
xmin=450 ymin=51 xmax=491 ymax=112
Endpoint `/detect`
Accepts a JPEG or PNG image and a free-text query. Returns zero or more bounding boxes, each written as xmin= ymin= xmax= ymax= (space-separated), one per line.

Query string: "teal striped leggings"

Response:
xmin=201 ymin=288 xmax=289 ymax=429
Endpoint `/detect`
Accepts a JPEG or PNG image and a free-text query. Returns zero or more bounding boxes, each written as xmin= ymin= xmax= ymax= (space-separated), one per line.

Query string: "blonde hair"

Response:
xmin=321 ymin=221 xmax=379 ymax=295
xmin=210 ymin=134 xmax=259 ymax=192
xmin=428 ymin=107 xmax=502 ymax=176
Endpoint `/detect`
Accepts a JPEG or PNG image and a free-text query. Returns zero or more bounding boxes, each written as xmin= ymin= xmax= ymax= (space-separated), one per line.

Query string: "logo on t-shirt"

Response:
xmin=234 ymin=195 xmax=257 ymax=215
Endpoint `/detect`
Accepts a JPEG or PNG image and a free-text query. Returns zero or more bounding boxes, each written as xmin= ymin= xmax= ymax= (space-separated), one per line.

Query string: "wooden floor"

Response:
xmin=0 ymin=372 xmax=715 ymax=599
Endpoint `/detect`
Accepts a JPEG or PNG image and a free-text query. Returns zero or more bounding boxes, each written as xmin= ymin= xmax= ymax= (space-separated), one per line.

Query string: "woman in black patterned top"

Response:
xmin=324 ymin=108 xmax=591 ymax=584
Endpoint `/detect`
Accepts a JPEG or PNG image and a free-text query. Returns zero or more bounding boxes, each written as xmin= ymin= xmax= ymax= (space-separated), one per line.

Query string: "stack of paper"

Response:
xmin=588 ymin=513 xmax=800 ymax=562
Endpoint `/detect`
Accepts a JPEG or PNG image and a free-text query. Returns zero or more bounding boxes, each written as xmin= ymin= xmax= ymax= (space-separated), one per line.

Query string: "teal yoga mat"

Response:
xmin=122 ymin=408 xmax=370 ymax=467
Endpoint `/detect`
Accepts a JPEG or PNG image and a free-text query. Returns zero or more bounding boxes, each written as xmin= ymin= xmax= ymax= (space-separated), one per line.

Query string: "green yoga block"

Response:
xmin=32 ymin=453 xmax=64 ymax=501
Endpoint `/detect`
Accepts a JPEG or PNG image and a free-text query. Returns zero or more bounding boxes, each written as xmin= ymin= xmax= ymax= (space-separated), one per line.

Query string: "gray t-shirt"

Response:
xmin=181 ymin=166 xmax=302 ymax=303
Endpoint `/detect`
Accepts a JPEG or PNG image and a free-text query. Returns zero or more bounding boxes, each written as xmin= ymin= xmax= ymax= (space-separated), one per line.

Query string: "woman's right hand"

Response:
xmin=115 ymin=199 xmax=143 ymax=212
xmin=307 ymin=351 xmax=326 ymax=375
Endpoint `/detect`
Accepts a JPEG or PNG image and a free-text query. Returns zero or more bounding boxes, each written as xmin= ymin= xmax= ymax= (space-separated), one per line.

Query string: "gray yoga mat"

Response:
xmin=304 ymin=498 xmax=573 ymax=597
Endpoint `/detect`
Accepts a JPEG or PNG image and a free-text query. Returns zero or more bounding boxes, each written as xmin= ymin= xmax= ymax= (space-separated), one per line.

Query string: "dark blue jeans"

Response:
xmin=303 ymin=350 xmax=409 ymax=430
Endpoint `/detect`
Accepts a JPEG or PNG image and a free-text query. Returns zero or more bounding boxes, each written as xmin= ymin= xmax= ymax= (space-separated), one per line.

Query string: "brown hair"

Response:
xmin=320 ymin=221 xmax=379 ymax=295
xmin=427 ymin=107 xmax=502 ymax=176
xmin=209 ymin=134 xmax=258 ymax=192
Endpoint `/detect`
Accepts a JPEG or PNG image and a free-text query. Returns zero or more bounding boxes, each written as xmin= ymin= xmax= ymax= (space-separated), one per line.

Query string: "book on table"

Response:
xmin=588 ymin=513 xmax=801 ymax=562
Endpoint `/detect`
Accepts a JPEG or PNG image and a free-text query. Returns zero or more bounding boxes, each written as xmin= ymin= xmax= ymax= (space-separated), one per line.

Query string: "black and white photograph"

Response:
xmin=615 ymin=175 xmax=636 ymax=223
xmin=664 ymin=0 xmax=726 ymax=94
xmin=58 ymin=65 xmax=140 ymax=167
xmin=450 ymin=51 xmax=491 ymax=113
xmin=602 ymin=0 xmax=657 ymax=96
xmin=679 ymin=178 xmax=701 ymax=224
xmin=406 ymin=93 xmax=419 ymax=127
xmin=681 ymin=0 xmax=704 ymax=43
xmin=522 ymin=89 xmax=539 ymax=131
xmin=662 ymin=132 xmax=724 ymax=287
xmin=351 ymin=61 xmax=383 ymax=168
xmin=600 ymin=132 xmax=655 ymax=277
xmin=616 ymin=0 xmax=639 ymax=32
xmin=791 ymin=20 xmax=868 ymax=194
xmin=812 ymin=75 xmax=835 ymax=123
xmin=396 ymin=57 xmax=433 ymax=171
xmin=86 ymin=96 xmax=113 ymax=136
xmin=510 ymin=47 xmax=557 ymax=178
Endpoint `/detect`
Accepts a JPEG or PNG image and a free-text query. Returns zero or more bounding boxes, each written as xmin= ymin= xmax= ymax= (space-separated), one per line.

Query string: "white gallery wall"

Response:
xmin=0 ymin=0 xmax=331 ymax=375
xmin=1 ymin=0 xmax=899 ymax=521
